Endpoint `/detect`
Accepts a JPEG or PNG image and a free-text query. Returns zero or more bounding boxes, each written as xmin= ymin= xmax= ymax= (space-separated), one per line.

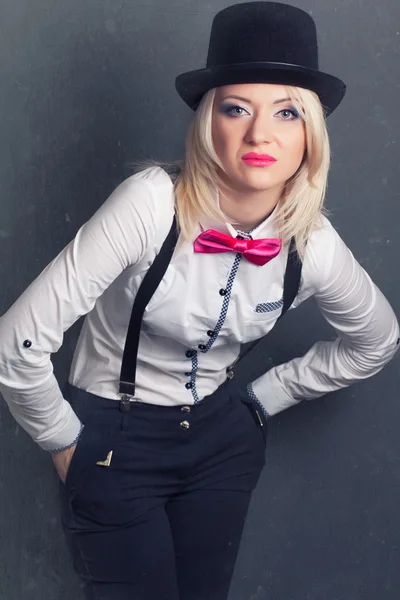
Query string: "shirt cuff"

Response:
xmin=48 ymin=422 xmax=84 ymax=453
xmin=246 ymin=382 xmax=270 ymax=421
xmin=251 ymin=368 xmax=301 ymax=417
xmin=37 ymin=408 xmax=83 ymax=452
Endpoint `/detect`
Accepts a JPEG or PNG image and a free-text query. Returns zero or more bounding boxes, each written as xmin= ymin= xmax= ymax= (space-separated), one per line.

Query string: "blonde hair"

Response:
xmin=134 ymin=84 xmax=330 ymax=259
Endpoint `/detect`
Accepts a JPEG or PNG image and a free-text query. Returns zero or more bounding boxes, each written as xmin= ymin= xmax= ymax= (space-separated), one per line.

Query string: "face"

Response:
xmin=212 ymin=83 xmax=307 ymax=195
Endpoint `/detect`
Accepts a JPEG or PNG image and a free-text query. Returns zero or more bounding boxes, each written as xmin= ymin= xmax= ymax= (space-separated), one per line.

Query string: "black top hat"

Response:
xmin=175 ymin=2 xmax=346 ymax=116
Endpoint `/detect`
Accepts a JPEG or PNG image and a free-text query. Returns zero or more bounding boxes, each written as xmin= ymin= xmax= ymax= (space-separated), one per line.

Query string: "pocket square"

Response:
xmin=255 ymin=299 xmax=284 ymax=313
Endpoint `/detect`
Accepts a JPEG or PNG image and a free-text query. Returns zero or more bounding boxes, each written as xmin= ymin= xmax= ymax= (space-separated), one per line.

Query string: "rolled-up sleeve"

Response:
xmin=0 ymin=168 xmax=169 ymax=450
xmin=251 ymin=218 xmax=399 ymax=416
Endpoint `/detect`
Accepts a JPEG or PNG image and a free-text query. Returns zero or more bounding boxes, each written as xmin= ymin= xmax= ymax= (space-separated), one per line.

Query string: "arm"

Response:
xmin=249 ymin=219 xmax=399 ymax=416
xmin=0 ymin=167 xmax=173 ymax=450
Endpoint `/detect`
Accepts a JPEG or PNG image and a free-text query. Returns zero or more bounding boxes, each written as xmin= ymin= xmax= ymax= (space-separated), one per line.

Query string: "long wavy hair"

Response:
xmin=133 ymin=84 xmax=331 ymax=259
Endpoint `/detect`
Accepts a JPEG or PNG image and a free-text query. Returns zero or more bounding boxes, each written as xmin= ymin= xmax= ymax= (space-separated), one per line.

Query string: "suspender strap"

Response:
xmin=278 ymin=236 xmax=302 ymax=321
xmin=118 ymin=215 xmax=178 ymax=398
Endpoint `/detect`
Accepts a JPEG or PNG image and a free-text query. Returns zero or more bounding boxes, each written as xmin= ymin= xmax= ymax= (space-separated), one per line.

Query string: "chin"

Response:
xmin=221 ymin=165 xmax=284 ymax=192
xmin=235 ymin=171 xmax=279 ymax=191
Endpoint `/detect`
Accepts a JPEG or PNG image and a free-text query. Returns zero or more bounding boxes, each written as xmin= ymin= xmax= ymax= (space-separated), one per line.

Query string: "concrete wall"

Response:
xmin=0 ymin=1 xmax=399 ymax=598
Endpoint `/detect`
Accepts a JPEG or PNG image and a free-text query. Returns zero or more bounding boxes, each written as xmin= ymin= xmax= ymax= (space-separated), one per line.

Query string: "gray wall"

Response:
xmin=0 ymin=1 xmax=399 ymax=598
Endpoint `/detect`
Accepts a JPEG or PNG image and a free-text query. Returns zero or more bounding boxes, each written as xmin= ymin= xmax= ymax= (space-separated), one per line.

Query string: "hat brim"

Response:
xmin=175 ymin=62 xmax=346 ymax=116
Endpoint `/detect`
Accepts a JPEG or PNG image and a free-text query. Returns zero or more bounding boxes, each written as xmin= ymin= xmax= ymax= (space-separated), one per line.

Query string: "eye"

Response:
xmin=220 ymin=104 xmax=249 ymax=118
xmin=277 ymin=107 xmax=300 ymax=120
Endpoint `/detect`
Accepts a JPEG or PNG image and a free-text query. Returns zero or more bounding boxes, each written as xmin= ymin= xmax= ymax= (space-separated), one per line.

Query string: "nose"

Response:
xmin=244 ymin=114 xmax=273 ymax=146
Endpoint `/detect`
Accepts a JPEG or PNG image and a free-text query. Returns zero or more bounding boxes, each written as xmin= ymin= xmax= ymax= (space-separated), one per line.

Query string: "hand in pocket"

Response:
xmin=51 ymin=426 xmax=84 ymax=483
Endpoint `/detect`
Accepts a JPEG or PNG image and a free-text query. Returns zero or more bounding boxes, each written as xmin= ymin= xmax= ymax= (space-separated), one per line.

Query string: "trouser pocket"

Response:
xmin=64 ymin=415 xmax=122 ymax=491
xmin=64 ymin=405 xmax=129 ymax=527
xmin=237 ymin=393 xmax=268 ymax=448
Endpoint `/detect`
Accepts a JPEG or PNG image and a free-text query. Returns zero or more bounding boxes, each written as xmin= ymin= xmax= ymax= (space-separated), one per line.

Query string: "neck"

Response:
xmin=218 ymin=182 xmax=284 ymax=232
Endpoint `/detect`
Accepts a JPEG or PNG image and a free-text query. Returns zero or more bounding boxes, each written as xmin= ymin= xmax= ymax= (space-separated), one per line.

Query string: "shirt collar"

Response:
xmin=198 ymin=185 xmax=280 ymax=239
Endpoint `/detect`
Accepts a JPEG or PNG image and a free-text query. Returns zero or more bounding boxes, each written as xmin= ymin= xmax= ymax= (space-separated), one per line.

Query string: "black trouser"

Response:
xmin=59 ymin=379 xmax=267 ymax=600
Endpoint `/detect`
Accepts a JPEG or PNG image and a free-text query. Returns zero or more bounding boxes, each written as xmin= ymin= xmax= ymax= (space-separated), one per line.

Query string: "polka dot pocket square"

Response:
xmin=255 ymin=298 xmax=284 ymax=313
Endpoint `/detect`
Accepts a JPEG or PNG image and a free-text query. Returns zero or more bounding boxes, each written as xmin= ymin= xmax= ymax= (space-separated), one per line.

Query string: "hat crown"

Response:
xmin=206 ymin=2 xmax=318 ymax=71
xmin=175 ymin=2 xmax=346 ymax=116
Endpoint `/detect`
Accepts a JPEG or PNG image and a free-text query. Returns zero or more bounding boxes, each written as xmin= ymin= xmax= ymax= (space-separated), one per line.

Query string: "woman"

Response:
xmin=0 ymin=2 xmax=398 ymax=599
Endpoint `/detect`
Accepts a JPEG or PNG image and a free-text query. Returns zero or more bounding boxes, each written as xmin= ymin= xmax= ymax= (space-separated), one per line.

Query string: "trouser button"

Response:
xmin=181 ymin=406 xmax=191 ymax=413
xmin=180 ymin=420 xmax=190 ymax=430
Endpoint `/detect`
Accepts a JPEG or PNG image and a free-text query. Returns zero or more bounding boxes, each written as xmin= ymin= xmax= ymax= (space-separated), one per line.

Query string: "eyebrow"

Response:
xmin=221 ymin=95 xmax=292 ymax=105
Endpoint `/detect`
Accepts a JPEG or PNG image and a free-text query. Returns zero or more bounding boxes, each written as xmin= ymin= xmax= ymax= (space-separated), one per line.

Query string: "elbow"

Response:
xmin=383 ymin=317 xmax=400 ymax=364
xmin=345 ymin=334 xmax=399 ymax=377
xmin=349 ymin=311 xmax=400 ymax=373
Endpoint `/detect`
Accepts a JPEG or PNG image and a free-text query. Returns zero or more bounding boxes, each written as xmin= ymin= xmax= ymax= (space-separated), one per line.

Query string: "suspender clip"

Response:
xmin=226 ymin=366 xmax=235 ymax=380
xmin=118 ymin=392 xmax=136 ymax=412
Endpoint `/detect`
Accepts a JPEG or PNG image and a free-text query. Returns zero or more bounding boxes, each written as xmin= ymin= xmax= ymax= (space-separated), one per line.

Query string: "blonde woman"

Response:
xmin=0 ymin=3 xmax=398 ymax=600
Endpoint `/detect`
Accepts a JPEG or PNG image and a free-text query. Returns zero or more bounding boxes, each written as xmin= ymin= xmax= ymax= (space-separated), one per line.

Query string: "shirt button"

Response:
xmin=185 ymin=382 xmax=192 ymax=389
xmin=198 ymin=344 xmax=206 ymax=351
xmin=207 ymin=330 xmax=214 ymax=337
xmin=185 ymin=372 xmax=191 ymax=377
xmin=180 ymin=420 xmax=190 ymax=430
xmin=219 ymin=289 xmax=226 ymax=296
xmin=185 ymin=350 xmax=195 ymax=358
xmin=23 ymin=339 xmax=32 ymax=348
xmin=181 ymin=406 xmax=191 ymax=413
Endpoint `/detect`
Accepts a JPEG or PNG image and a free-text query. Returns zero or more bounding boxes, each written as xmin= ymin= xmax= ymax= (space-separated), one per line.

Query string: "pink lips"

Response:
xmin=242 ymin=152 xmax=277 ymax=166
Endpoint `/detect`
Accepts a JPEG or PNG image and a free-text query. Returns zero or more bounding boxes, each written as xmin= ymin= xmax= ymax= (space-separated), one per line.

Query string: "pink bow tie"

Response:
xmin=193 ymin=229 xmax=282 ymax=266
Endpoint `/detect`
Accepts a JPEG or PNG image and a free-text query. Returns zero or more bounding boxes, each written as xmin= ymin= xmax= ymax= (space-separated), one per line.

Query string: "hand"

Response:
xmin=51 ymin=444 xmax=77 ymax=484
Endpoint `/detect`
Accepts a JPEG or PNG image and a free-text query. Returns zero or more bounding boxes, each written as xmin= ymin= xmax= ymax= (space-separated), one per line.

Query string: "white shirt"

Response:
xmin=0 ymin=166 xmax=398 ymax=451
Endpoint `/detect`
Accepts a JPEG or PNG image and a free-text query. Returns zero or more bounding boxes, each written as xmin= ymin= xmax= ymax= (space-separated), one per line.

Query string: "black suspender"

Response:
xmin=118 ymin=222 xmax=302 ymax=406
xmin=280 ymin=236 xmax=302 ymax=319
xmin=118 ymin=215 xmax=179 ymax=403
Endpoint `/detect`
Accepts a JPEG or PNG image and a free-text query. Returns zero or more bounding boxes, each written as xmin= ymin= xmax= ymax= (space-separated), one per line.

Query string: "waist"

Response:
xmin=65 ymin=378 xmax=234 ymax=424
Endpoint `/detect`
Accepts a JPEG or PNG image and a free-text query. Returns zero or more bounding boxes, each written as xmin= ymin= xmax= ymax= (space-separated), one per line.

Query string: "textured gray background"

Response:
xmin=0 ymin=1 xmax=399 ymax=598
